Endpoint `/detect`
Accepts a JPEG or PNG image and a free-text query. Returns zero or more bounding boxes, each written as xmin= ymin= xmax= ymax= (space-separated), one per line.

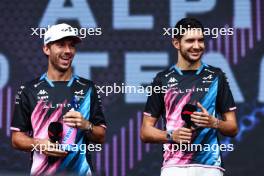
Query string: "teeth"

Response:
xmin=61 ymin=56 xmax=69 ymax=60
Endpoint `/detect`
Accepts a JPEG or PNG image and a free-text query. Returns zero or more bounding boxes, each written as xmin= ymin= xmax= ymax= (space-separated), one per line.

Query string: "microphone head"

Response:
xmin=48 ymin=122 xmax=63 ymax=143
xmin=181 ymin=104 xmax=197 ymax=128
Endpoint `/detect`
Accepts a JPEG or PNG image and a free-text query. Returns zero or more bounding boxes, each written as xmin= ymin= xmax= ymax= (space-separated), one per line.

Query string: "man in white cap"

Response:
xmin=11 ymin=23 xmax=107 ymax=176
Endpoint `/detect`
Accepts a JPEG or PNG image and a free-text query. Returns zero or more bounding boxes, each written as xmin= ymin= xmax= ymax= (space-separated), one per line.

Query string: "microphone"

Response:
xmin=48 ymin=122 xmax=63 ymax=143
xmin=181 ymin=104 xmax=197 ymax=128
xmin=47 ymin=122 xmax=63 ymax=164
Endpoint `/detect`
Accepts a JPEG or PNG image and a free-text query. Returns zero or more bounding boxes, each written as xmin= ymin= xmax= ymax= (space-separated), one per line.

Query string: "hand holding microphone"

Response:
xmin=166 ymin=104 xmax=197 ymax=144
xmin=45 ymin=122 xmax=67 ymax=158
xmin=35 ymin=122 xmax=67 ymax=158
xmin=169 ymin=102 xmax=219 ymax=144
xmin=168 ymin=103 xmax=197 ymax=144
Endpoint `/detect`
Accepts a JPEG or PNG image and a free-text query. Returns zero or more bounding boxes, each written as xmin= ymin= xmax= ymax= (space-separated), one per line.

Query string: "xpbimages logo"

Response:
xmin=163 ymin=142 xmax=234 ymax=153
xmin=163 ymin=25 xmax=234 ymax=38
xmin=31 ymin=142 xmax=102 ymax=154
xmin=30 ymin=25 xmax=102 ymax=39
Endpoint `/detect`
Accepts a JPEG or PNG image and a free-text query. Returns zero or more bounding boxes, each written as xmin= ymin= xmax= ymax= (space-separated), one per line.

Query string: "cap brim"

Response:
xmin=45 ymin=35 xmax=81 ymax=45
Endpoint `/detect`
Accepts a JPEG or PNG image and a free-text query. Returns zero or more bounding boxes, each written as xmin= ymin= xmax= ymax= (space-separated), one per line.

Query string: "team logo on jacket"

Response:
xmin=202 ymin=74 xmax=213 ymax=83
xmin=167 ymin=77 xmax=178 ymax=87
xmin=37 ymin=89 xmax=49 ymax=100
xmin=74 ymin=89 xmax=85 ymax=99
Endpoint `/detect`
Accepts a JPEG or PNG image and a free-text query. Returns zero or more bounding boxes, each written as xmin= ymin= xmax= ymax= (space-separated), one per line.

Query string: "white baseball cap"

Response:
xmin=44 ymin=23 xmax=81 ymax=45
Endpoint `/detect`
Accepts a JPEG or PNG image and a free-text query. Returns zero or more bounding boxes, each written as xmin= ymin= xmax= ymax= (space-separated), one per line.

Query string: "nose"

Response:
xmin=193 ymin=41 xmax=199 ymax=49
xmin=64 ymin=45 xmax=72 ymax=53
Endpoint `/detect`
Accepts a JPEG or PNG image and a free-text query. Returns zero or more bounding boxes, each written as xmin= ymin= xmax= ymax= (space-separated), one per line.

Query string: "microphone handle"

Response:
xmin=47 ymin=140 xmax=60 ymax=164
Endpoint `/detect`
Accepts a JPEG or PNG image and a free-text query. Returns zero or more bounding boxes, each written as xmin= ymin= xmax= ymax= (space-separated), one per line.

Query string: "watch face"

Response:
xmin=87 ymin=124 xmax=91 ymax=130
xmin=166 ymin=133 xmax=170 ymax=139
xmin=166 ymin=131 xmax=173 ymax=142
xmin=87 ymin=123 xmax=93 ymax=132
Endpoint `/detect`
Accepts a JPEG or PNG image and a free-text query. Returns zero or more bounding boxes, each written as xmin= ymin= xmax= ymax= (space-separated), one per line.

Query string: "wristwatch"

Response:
xmin=166 ymin=130 xmax=174 ymax=143
xmin=85 ymin=122 xmax=94 ymax=133
xmin=213 ymin=118 xmax=220 ymax=129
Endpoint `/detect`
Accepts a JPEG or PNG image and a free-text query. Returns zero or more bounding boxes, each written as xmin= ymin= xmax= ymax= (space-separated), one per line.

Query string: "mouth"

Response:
xmin=190 ymin=52 xmax=200 ymax=56
xmin=190 ymin=51 xmax=202 ymax=57
xmin=59 ymin=55 xmax=72 ymax=65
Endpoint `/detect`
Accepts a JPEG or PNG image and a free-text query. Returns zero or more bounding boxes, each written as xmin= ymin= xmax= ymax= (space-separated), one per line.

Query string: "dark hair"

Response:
xmin=174 ymin=17 xmax=204 ymax=40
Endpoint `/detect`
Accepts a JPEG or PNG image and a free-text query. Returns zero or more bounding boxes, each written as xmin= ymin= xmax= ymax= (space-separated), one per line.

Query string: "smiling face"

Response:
xmin=43 ymin=37 xmax=77 ymax=73
xmin=173 ymin=28 xmax=205 ymax=63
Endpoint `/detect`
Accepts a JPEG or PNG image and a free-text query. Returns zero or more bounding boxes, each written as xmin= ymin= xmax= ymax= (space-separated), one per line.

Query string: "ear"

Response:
xmin=43 ymin=45 xmax=50 ymax=56
xmin=172 ymin=38 xmax=180 ymax=50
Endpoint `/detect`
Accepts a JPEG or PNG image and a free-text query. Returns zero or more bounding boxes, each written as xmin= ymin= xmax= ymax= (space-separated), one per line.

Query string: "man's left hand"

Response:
xmin=63 ymin=109 xmax=90 ymax=130
xmin=190 ymin=102 xmax=218 ymax=128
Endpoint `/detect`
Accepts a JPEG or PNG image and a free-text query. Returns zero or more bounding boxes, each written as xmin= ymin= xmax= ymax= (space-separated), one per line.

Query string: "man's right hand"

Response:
xmin=172 ymin=127 xmax=193 ymax=143
xmin=35 ymin=139 xmax=68 ymax=158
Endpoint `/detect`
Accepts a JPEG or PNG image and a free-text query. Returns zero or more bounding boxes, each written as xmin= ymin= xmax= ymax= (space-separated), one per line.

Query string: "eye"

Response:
xmin=56 ymin=42 xmax=64 ymax=47
xmin=70 ymin=42 xmax=76 ymax=48
xmin=186 ymin=39 xmax=194 ymax=43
